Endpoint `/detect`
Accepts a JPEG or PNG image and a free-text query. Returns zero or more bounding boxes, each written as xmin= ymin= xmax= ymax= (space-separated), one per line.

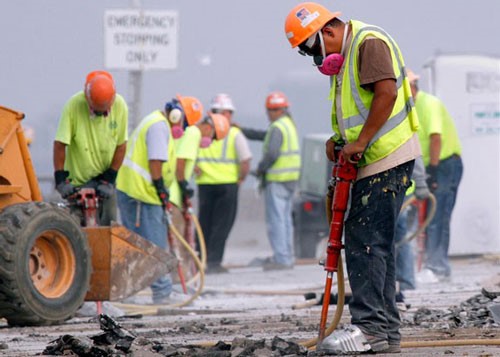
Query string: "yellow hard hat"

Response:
xmin=285 ymin=2 xmax=341 ymax=48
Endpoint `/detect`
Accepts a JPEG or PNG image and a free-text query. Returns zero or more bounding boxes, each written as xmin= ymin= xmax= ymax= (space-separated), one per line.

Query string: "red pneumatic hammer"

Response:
xmin=318 ymin=147 xmax=360 ymax=342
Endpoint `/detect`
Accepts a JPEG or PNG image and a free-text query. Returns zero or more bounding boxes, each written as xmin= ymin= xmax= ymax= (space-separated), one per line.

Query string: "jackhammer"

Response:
xmin=318 ymin=147 xmax=360 ymax=343
xmin=69 ymin=187 xmax=103 ymax=313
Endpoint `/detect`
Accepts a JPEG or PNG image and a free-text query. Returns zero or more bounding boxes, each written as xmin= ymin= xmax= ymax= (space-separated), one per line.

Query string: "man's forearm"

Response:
xmin=429 ymin=134 xmax=441 ymax=166
xmin=239 ymin=160 xmax=250 ymax=183
xmin=176 ymin=159 xmax=186 ymax=182
xmin=241 ymin=127 xmax=267 ymax=141
xmin=110 ymin=142 xmax=127 ymax=171
xmin=53 ymin=141 xmax=67 ymax=171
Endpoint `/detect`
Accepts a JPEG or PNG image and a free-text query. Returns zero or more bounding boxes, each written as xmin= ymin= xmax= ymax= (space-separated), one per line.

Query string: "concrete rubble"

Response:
xmin=42 ymin=314 xmax=309 ymax=356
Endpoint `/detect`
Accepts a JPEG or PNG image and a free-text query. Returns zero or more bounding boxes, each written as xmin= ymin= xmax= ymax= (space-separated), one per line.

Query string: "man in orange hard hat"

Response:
xmin=116 ymin=95 xmax=204 ymax=304
xmin=241 ymin=92 xmax=301 ymax=271
xmin=285 ymin=3 xmax=421 ymax=354
xmin=53 ymin=70 xmax=128 ymax=225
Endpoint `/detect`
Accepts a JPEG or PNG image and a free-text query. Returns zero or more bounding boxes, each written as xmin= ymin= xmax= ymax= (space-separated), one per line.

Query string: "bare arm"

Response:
xmin=53 ymin=141 xmax=67 ymax=171
xmin=109 ymin=142 xmax=127 ymax=171
xmin=429 ymin=134 xmax=441 ymax=166
xmin=149 ymin=160 xmax=164 ymax=181
xmin=342 ymin=78 xmax=397 ymax=160
xmin=176 ymin=158 xmax=187 ymax=182
xmin=238 ymin=159 xmax=251 ymax=185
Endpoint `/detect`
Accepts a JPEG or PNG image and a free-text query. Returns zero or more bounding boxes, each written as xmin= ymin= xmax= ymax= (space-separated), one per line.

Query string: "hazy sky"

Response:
xmin=1 ymin=0 xmax=499 ymax=178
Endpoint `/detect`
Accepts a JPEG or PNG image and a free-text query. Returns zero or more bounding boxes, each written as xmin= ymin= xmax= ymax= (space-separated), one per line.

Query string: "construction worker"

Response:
xmin=242 ymin=92 xmax=301 ymax=270
xmin=285 ymin=3 xmax=420 ymax=354
xmin=53 ymin=70 xmax=128 ymax=225
xmin=169 ymin=109 xmax=231 ymax=209
xmin=395 ymin=156 xmax=430 ymax=294
xmin=408 ymin=70 xmax=463 ymax=283
xmin=115 ymin=95 xmax=203 ymax=304
xmin=195 ymin=93 xmax=252 ymax=274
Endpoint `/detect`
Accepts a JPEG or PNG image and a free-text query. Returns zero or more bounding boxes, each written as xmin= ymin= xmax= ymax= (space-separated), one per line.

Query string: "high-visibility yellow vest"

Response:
xmin=331 ymin=20 xmax=419 ymax=166
xmin=116 ymin=110 xmax=176 ymax=205
xmin=264 ymin=115 xmax=301 ymax=182
xmin=195 ymin=126 xmax=240 ymax=185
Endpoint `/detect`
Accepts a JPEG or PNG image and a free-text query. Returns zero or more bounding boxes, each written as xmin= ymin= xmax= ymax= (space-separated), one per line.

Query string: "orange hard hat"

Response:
xmin=285 ymin=2 xmax=341 ymax=48
xmin=84 ymin=71 xmax=116 ymax=112
xmin=208 ymin=112 xmax=230 ymax=140
xmin=176 ymin=94 xmax=204 ymax=125
xmin=266 ymin=91 xmax=290 ymax=109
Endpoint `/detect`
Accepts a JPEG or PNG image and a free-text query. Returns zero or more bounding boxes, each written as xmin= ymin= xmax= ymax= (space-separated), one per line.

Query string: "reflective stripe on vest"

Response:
xmin=116 ymin=110 xmax=176 ymax=205
xmin=265 ymin=116 xmax=301 ymax=182
xmin=334 ymin=20 xmax=419 ymax=166
xmin=195 ymin=126 xmax=240 ymax=184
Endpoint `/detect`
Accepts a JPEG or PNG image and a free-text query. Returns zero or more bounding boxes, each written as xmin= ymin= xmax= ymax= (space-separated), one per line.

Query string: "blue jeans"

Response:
xmin=425 ymin=155 xmax=463 ymax=277
xmin=395 ymin=203 xmax=416 ymax=291
xmin=117 ymin=190 xmax=172 ymax=301
xmin=345 ymin=160 xmax=414 ymax=345
xmin=264 ymin=182 xmax=295 ymax=266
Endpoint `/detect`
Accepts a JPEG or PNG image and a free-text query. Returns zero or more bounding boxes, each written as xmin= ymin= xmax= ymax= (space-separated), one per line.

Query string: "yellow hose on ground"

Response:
xmin=185 ymin=213 xmax=207 ymax=286
xmin=396 ymin=193 xmax=437 ymax=248
xmin=113 ymin=221 xmax=205 ymax=314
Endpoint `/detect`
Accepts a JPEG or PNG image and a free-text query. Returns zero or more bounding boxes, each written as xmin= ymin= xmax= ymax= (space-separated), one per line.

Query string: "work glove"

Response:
xmin=153 ymin=177 xmax=170 ymax=210
xmin=95 ymin=168 xmax=117 ymax=199
xmin=426 ymin=165 xmax=439 ymax=192
xmin=415 ymin=185 xmax=431 ymax=200
xmin=54 ymin=170 xmax=76 ymax=199
xmin=178 ymin=180 xmax=194 ymax=200
xmin=96 ymin=182 xmax=115 ymax=199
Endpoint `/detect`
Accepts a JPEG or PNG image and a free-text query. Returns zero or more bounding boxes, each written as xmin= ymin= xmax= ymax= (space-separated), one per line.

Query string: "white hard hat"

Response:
xmin=407 ymin=69 xmax=420 ymax=83
xmin=210 ymin=93 xmax=235 ymax=112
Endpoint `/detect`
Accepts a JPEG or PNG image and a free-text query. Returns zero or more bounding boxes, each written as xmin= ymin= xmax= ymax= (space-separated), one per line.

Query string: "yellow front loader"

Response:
xmin=0 ymin=106 xmax=174 ymax=326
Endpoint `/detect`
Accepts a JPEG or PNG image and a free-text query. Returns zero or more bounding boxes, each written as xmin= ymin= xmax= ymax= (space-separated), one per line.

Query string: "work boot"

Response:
xmin=205 ymin=265 xmax=229 ymax=274
xmin=262 ymin=261 xmax=293 ymax=271
xmin=318 ymin=325 xmax=389 ymax=355
xmin=382 ymin=343 xmax=402 ymax=353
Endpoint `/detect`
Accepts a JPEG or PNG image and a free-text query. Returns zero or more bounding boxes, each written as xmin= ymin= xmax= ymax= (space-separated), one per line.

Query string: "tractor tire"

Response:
xmin=0 ymin=201 xmax=91 ymax=326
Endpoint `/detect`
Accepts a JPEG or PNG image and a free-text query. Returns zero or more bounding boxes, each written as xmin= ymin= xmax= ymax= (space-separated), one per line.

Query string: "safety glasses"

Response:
xmin=298 ymin=32 xmax=321 ymax=57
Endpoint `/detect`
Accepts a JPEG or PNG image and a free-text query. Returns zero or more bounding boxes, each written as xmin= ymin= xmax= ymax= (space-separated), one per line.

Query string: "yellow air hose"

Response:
xmin=114 ymin=213 xmax=206 ymax=314
xmin=396 ymin=193 xmax=437 ymax=248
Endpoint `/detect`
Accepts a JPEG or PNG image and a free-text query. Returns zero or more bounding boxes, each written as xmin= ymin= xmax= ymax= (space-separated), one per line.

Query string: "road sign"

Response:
xmin=104 ymin=9 xmax=178 ymax=70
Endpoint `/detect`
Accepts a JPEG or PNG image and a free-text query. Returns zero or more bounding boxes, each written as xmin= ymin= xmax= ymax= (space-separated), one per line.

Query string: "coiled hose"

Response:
xmin=114 ymin=212 xmax=206 ymax=314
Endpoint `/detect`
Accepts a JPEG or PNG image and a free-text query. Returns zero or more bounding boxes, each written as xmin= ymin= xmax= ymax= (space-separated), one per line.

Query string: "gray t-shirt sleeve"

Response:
xmin=257 ymin=126 xmax=282 ymax=174
xmin=412 ymin=156 xmax=427 ymax=189
xmin=146 ymin=121 xmax=169 ymax=161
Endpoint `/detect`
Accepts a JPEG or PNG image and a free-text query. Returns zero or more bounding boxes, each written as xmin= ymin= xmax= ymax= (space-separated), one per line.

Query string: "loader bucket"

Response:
xmin=84 ymin=223 xmax=177 ymax=301
xmin=0 ymin=106 xmax=42 ymax=210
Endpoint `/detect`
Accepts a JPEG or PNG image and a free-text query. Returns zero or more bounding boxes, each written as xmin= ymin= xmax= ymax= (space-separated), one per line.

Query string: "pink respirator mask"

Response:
xmin=310 ymin=25 xmax=348 ymax=76
xmin=171 ymin=125 xmax=184 ymax=139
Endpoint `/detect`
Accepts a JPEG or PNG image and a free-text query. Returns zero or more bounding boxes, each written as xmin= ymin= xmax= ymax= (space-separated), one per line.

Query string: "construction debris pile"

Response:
xmin=42 ymin=314 xmax=308 ymax=356
xmin=404 ymin=291 xmax=500 ymax=329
